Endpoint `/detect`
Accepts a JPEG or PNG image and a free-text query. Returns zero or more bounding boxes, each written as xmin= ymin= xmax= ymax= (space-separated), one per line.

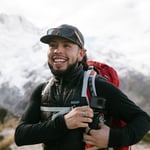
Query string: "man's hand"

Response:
xmin=64 ymin=106 xmax=93 ymax=129
xmin=84 ymin=123 xmax=110 ymax=149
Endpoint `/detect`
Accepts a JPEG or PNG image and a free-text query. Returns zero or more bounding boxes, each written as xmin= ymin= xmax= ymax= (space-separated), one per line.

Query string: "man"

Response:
xmin=15 ymin=24 xmax=150 ymax=150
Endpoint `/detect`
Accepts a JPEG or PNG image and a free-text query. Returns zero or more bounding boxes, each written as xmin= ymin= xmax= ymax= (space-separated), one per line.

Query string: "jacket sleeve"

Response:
xmin=107 ymin=86 xmax=150 ymax=147
xmin=14 ymin=83 xmax=69 ymax=146
xmin=95 ymin=78 xmax=150 ymax=147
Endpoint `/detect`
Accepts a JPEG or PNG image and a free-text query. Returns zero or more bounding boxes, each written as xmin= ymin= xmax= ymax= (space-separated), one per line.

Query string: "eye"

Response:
xmin=49 ymin=42 xmax=57 ymax=48
xmin=64 ymin=44 xmax=70 ymax=48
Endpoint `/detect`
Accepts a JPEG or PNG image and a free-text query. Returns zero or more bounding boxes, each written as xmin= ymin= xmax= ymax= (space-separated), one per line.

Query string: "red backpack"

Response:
xmin=82 ymin=60 xmax=131 ymax=150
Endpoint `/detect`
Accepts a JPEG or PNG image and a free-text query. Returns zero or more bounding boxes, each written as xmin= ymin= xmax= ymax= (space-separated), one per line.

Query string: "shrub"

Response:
xmin=143 ymin=132 xmax=150 ymax=143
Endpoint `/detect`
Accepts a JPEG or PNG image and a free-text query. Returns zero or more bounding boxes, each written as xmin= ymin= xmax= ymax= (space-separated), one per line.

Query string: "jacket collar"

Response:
xmin=53 ymin=64 xmax=84 ymax=83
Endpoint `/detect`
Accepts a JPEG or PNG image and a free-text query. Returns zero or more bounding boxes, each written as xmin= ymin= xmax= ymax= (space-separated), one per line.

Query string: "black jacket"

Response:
xmin=15 ymin=65 xmax=150 ymax=150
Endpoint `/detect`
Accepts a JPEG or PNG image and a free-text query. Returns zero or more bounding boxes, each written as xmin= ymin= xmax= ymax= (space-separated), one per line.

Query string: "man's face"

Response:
xmin=47 ymin=37 xmax=85 ymax=75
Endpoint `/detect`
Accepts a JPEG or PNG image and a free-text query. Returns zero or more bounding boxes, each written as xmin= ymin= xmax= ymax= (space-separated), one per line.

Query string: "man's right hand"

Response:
xmin=64 ymin=106 xmax=93 ymax=129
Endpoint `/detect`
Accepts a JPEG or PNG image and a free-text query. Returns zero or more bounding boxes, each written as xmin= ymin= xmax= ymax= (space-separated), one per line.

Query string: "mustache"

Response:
xmin=48 ymin=60 xmax=79 ymax=76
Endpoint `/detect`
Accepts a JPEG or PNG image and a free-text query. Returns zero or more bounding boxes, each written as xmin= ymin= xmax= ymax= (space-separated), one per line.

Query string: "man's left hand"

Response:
xmin=83 ymin=123 xmax=110 ymax=149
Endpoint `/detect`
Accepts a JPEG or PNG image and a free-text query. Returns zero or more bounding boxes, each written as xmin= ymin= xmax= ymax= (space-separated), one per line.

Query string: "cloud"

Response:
xmin=1 ymin=0 xmax=150 ymax=56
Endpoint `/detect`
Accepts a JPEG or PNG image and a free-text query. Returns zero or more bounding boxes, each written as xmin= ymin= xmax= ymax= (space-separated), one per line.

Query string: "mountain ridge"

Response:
xmin=0 ymin=14 xmax=149 ymax=115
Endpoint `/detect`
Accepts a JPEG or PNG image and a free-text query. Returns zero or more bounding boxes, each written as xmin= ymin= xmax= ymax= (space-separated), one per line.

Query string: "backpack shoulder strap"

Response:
xmin=81 ymin=66 xmax=97 ymax=104
xmin=88 ymin=68 xmax=97 ymax=97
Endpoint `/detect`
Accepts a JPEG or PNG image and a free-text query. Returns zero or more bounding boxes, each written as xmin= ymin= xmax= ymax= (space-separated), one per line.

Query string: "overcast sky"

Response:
xmin=1 ymin=0 xmax=150 ymax=31
xmin=1 ymin=0 xmax=150 ymax=57
xmin=1 ymin=0 xmax=96 ymax=29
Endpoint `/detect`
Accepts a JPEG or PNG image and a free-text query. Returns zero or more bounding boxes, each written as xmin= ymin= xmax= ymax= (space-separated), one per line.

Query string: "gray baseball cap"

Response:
xmin=40 ymin=24 xmax=84 ymax=48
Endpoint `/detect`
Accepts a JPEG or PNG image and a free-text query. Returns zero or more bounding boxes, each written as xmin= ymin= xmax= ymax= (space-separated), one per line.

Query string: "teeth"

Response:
xmin=54 ymin=59 xmax=66 ymax=63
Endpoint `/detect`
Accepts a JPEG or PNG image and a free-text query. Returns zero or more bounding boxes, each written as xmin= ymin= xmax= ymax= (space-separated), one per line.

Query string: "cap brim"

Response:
xmin=40 ymin=35 xmax=58 ymax=44
xmin=40 ymin=35 xmax=76 ymax=44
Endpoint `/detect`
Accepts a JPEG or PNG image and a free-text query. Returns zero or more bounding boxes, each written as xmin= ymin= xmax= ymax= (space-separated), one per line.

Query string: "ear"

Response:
xmin=78 ymin=49 xmax=86 ymax=62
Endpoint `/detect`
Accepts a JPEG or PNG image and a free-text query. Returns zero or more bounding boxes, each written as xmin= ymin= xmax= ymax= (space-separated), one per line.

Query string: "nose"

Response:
xmin=54 ymin=45 xmax=63 ymax=54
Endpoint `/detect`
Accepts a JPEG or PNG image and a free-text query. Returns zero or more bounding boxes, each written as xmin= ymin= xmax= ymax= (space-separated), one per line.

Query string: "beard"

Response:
xmin=48 ymin=60 xmax=79 ymax=77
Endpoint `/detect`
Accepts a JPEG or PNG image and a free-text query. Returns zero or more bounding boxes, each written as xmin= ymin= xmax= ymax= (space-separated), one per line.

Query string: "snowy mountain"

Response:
xmin=0 ymin=14 xmax=149 ymax=115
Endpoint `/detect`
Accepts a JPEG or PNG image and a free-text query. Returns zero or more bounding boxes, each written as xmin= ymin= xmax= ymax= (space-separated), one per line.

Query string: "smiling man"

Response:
xmin=14 ymin=24 xmax=150 ymax=150
xmin=40 ymin=25 xmax=86 ymax=76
